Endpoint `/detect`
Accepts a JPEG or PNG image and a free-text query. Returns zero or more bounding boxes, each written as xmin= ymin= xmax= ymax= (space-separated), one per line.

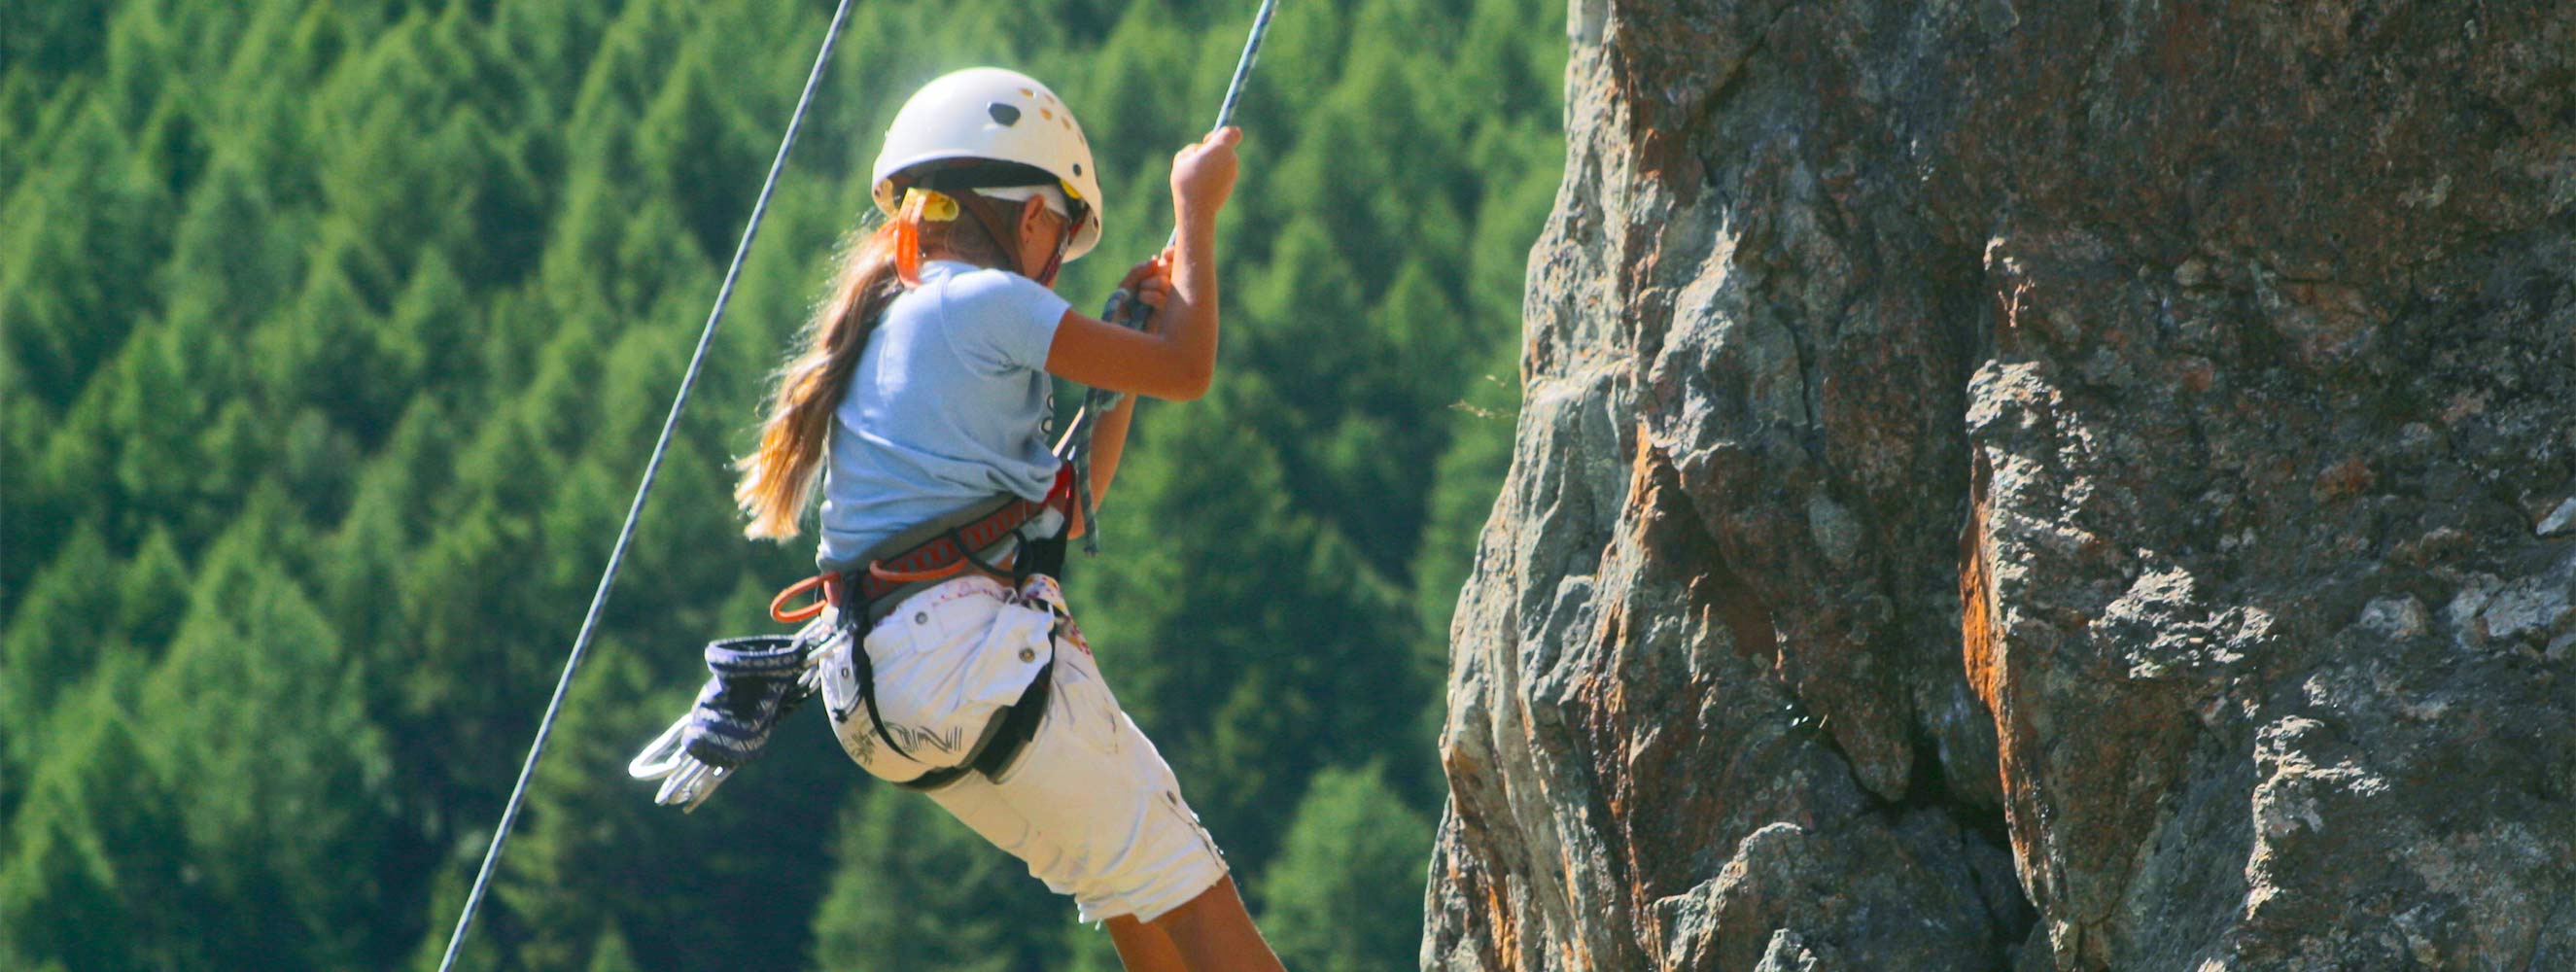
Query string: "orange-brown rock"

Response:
xmin=1427 ymin=1 xmax=2576 ymax=968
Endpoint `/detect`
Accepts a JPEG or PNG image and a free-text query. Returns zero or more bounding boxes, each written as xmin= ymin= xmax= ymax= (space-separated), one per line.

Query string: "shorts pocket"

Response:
xmin=816 ymin=632 xmax=903 ymax=774
xmin=816 ymin=596 xmax=977 ymax=779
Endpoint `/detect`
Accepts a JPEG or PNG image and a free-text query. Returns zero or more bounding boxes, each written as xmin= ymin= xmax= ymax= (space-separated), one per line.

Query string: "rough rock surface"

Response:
xmin=1425 ymin=1 xmax=2576 ymax=968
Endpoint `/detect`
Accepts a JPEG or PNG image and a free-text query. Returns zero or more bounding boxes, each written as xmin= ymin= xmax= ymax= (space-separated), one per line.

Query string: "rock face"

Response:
xmin=1425 ymin=1 xmax=2576 ymax=968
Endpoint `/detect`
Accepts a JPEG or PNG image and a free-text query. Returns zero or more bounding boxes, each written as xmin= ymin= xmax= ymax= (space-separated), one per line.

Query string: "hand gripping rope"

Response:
xmin=433 ymin=1 xmax=856 ymax=967
xmin=1057 ymin=0 xmax=1279 ymax=554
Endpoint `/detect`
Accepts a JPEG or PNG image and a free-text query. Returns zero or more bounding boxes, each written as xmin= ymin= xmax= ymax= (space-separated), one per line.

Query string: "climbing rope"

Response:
xmin=1062 ymin=0 xmax=1280 ymax=554
xmin=433 ymin=1 xmax=856 ymax=967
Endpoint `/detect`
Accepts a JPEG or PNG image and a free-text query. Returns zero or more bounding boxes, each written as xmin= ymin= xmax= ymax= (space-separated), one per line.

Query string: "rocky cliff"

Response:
xmin=1424 ymin=1 xmax=2576 ymax=968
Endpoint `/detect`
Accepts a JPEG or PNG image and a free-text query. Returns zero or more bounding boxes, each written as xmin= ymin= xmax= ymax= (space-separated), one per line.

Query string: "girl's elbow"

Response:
xmin=1134 ymin=351 xmax=1212 ymax=400
xmin=1165 ymin=364 xmax=1213 ymax=401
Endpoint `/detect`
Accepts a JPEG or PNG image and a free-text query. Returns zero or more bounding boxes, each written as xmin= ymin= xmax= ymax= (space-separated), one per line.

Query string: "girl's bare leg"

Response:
xmin=1106 ymin=915 xmax=1187 ymax=972
xmin=1151 ymin=876 xmax=1285 ymax=972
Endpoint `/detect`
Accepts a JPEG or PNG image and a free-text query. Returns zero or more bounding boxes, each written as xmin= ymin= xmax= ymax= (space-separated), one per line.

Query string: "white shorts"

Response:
xmin=815 ymin=574 xmax=1229 ymax=922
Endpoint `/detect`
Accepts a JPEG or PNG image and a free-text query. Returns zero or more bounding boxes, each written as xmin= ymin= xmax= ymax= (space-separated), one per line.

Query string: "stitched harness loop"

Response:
xmin=769 ymin=573 xmax=838 ymax=623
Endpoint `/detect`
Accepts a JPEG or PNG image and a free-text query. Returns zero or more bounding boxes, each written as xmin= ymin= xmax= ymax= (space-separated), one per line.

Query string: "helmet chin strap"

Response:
xmin=1031 ymin=218 xmax=1072 ymax=288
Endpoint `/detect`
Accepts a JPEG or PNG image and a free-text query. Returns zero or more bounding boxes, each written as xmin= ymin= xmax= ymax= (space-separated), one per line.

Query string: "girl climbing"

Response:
xmin=731 ymin=68 xmax=1285 ymax=970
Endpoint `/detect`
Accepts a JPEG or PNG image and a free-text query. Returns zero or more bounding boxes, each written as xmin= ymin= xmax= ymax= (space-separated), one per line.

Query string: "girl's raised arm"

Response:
xmin=1044 ymin=127 xmax=1240 ymax=400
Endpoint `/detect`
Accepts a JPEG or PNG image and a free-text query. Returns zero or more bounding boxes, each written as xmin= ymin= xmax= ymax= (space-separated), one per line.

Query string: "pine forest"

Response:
xmin=0 ymin=0 xmax=1562 ymax=969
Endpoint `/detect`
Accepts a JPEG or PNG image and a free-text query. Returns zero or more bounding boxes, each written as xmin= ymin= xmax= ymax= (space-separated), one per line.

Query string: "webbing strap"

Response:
xmin=894 ymin=655 xmax=1054 ymax=791
xmin=841 ymin=608 xmax=918 ymax=765
xmin=857 ymin=496 xmax=1049 ymax=602
xmin=434 ymin=2 xmax=857 ymax=968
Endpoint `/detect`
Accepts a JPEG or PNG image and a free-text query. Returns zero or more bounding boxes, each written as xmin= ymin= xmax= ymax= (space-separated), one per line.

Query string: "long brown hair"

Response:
xmin=734 ymin=202 xmax=1017 ymax=538
xmin=735 ymin=221 xmax=906 ymax=538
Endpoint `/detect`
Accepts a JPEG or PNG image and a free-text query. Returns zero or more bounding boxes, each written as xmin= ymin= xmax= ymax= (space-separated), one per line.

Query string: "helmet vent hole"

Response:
xmin=987 ymin=103 xmax=1022 ymax=126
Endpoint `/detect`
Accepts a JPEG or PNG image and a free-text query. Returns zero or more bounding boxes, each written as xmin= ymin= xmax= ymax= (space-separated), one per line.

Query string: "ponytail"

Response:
xmin=734 ymin=221 xmax=906 ymax=539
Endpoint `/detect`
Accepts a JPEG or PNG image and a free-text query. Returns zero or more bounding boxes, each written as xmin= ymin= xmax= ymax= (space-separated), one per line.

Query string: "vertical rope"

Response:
xmin=433 ymin=1 xmax=856 ymax=967
xmin=1064 ymin=0 xmax=1281 ymax=553
xmin=1208 ymin=0 xmax=1280 ymax=134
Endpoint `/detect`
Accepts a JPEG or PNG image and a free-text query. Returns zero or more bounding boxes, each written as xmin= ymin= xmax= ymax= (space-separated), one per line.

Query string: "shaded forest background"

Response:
xmin=0 ymin=0 xmax=1559 ymax=969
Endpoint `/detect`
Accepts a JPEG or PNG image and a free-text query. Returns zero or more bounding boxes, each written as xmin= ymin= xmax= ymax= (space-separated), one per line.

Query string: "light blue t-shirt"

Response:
xmin=817 ymin=260 xmax=1070 ymax=566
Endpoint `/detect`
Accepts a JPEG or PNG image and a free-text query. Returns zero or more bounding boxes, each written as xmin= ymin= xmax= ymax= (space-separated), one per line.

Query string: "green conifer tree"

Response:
xmin=810 ymin=784 xmax=1071 ymax=972
xmin=0 ymin=681 xmax=217 ymax=970
xmin=143 ymin=496 xmax=396 ymax=969
xmin=1257 ymin=764 xmax=1437 ymax=972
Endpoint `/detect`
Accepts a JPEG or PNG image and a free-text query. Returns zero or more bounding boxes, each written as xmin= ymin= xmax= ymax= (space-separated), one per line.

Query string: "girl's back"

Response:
xmin=818 ymin=259 xmax=1068 ymax=564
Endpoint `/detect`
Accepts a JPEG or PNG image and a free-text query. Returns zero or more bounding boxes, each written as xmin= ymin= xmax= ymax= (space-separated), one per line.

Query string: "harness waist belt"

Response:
xmin=852 ymin=490 xmax=1055 ymax=605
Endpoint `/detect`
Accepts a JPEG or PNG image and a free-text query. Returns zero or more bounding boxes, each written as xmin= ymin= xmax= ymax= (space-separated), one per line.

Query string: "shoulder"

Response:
xmin=930 ymin=266 xmax=1069 ymax=370
xmin=938 ymin=266 xmax=1060 ymax=311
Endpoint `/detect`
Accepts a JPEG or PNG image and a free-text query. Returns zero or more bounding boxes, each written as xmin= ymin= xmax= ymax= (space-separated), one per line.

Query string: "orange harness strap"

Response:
xmin=768 ymin=466 xmax=1075 ymax=625
xmin=769 ymin=573 xmax=839 ymax=624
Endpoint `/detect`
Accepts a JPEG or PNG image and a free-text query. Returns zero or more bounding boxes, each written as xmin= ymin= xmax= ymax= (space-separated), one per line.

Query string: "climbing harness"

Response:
xmin=799 ymin=465 xmax=1074 ymax=627
xmin=1062 ymin=0 xmax=1278 ymax=557
xmin=432 ymin=1 xmax=857 ymax=968
xmin=631 ymin=466 xmax=1076 ymax=805
xmin=818 ymin=468 xmax=1074 ymax=790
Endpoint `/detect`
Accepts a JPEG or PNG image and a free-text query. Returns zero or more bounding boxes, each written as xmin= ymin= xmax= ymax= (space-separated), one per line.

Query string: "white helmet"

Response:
xmin=871 ymin=67 xmax=1103 ymax=261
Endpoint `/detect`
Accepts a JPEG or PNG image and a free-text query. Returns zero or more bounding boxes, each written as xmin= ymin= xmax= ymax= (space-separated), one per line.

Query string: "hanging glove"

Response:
xmin=685 ymin=635 xmax=814 ymax=766
xmin=631 ymin=623 xmax=837 ymax=812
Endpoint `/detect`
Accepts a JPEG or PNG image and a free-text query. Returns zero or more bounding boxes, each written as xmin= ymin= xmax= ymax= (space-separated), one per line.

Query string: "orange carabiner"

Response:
xmin=770 ymin=573 xmax=838 ymax=624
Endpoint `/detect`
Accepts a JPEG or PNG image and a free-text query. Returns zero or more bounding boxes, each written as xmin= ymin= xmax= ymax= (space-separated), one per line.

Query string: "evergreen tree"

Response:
xmin=0 ymin=680 xmax=216 ymax=970
xmin=116 ymin=527 xmax=191 ymax=651
xmin=586 ymin=924 xmax=645 ymax=972
xmin=1 ymin=527 xmax=123 ymax=762
xmin=810 ymin=784 xmax=1071 ymax=972
xmin=1257 ymin=764 xmax=1438 ymax=972
xmin=0 ymin=101 xmax=167 ymax=410
xmin=166 ymin=153 xmax=300 ymax=328
xmin=0 ymin=1 xmax=1558 ymax=965
xmin=142 ymin=496 xmax=397 ymax=969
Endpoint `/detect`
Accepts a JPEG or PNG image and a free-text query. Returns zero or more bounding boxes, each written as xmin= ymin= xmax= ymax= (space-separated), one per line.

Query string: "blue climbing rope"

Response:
xmin=1062 ymin=0 xmax=1280 ymax=554
xmin=433 ymin=1 xmax=856 ymax=967
xmin=1208 ymin=0 xmax=1280 ymax=134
